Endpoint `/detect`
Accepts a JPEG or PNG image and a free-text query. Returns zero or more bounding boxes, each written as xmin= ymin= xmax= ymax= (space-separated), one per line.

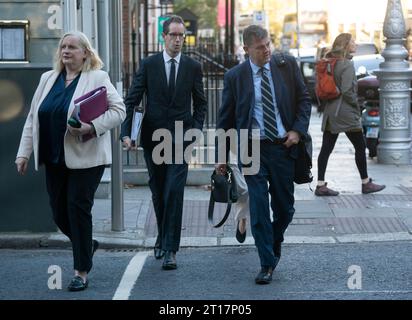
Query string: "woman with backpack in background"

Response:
xmin=315 ymin=33 xmax=385 ymax=196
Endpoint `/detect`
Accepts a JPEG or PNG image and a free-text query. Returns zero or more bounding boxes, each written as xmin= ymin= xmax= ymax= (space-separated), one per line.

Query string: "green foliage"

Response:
xmin=173 ymin=0 xmax=218 ymax=30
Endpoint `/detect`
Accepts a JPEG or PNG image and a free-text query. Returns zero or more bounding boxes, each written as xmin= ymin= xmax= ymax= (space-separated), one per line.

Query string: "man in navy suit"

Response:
xmin=215 ymin=25 xmax=311 ymax=284
xmin=121 ymin=15 xmax=207 ymax=270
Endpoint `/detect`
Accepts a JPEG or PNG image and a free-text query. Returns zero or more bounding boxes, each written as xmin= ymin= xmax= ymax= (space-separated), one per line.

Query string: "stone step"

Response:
xmin=96 ymin=166 xmax=214 ymax=199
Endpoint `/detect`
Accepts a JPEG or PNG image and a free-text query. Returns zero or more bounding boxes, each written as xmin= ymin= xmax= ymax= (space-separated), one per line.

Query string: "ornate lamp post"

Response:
xmin=375 ymin=0 xmax=412 ymax=164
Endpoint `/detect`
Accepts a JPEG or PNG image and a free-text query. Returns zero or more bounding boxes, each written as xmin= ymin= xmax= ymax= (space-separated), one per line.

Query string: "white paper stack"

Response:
xmin=131 ymin=111 xmax=143 ymax=141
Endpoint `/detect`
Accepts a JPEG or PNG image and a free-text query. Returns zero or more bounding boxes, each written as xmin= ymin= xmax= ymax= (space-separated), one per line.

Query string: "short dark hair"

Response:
xmin=243 ymin=25 xmax=268 ymax=46
xmin=162 ymin=15 xmax=185 ymax=35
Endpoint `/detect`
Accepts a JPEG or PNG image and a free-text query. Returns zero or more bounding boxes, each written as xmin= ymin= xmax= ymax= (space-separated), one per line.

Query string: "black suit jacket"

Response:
xmin=217 ymin=55 xmax=312 ymax=163
xmin=121 ymin=52 xmax=207 ymax=149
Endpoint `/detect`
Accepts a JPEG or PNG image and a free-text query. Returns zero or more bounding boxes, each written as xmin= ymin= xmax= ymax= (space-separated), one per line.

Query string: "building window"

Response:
xmin=0 ymin=21 xmax=29 ymax=62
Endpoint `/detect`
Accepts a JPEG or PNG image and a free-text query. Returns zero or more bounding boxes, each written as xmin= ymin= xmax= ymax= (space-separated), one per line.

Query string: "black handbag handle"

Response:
xmin=208 ymin=194 xmax=232 ymax=228
xmin=208 ymin=168 xmax=235 ymax=228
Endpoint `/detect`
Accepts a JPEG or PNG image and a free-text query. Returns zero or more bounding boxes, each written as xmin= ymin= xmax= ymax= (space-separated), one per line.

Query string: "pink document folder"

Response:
xmin=73 ymin=86 xmax=108 ymax=142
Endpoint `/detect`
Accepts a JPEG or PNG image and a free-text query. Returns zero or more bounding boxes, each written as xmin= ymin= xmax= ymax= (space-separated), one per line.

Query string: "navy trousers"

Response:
xmin=144 ymin=148 xmax=189 ymax=252
xmin=245 ymin=141 xmax=295 ymax=268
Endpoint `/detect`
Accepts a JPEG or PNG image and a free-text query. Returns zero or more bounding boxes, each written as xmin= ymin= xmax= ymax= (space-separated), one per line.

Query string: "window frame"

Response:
xmin=0 ymin=20 xmax=29 ymax=63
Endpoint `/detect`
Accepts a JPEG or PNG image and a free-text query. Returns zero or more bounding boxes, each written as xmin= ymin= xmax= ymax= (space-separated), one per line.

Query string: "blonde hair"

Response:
xmin=328 ymin=33 xmax=353 ymax=58
xmin=53 ymin=31 xmax=103 ymax=72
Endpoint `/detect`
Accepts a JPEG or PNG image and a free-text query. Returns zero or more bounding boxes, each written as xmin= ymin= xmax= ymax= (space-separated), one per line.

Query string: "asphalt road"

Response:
xmin=0 ymin=242 xmax=411 ymax=301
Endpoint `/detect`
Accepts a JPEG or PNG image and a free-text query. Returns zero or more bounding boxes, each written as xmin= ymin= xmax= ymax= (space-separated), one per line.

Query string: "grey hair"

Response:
xmin=243 ymin=25 xmax=268 ymax=46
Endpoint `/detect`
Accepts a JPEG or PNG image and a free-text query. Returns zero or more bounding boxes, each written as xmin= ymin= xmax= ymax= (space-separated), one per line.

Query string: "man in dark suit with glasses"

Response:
xmin=121 ymin=15 xmax=207 ymax=270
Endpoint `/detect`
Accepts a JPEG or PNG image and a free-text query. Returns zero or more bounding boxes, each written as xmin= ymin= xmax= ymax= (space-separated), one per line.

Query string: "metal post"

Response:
xmin=62 ymin=0 xmax=78 ymax=32
xmin=296 ymin=0 xmax=300 ymax=61
xmin=144 ymin=0 xmax=149 ymax=58
xmin=137 ymin=1 xmax=143 ymax=61
xmin=132 ymin=31 xmax=137 ymax=73
xmin=230 ymin=0 xmax=235 ymax=57
xmin=81 ymin=0 xmax=98 ymax=49
xmin=374 ymin=0 xmax=412 ymax=164
xmin=108 ymin=0 xmax=124 ymax=231
xmin=97 ymin=0 xmax=110 ymax=76
xmin=225 ymin=0 xmax=229 ymax=66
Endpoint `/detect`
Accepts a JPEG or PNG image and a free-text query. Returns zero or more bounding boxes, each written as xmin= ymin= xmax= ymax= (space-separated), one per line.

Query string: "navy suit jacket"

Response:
xmin=216 ymin=54 xmax=312 ymax=162
xmin=121 ymin=52 xmax=207 ymax=149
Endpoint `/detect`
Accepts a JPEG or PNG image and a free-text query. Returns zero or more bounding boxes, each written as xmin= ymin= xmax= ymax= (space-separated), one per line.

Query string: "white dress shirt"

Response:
xmin=163 ymin=50 xmax=181 ymax=85
xmin=249 ymin=59 xmax=286 ymax=139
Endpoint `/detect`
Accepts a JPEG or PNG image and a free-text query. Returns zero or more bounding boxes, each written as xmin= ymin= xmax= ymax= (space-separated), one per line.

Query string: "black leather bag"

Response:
xmin=208 ymin=166 xmax=238 ymax=228
xmin=273 ymin=53 xmax=313 ymax=185
xmin=294 ymin=133 xmax=313 ymax=184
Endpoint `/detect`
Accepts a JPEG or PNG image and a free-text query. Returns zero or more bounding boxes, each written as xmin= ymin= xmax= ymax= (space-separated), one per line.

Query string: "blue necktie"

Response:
xmin=168 ymin=59 xmax=176 ymax=101
xmin=260 ymin=67 xmax=278 ymax=140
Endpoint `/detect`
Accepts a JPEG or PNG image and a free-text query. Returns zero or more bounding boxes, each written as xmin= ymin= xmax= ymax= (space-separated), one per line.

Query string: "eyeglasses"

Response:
xmin=168 ymin=33 xmax=186 ymax=39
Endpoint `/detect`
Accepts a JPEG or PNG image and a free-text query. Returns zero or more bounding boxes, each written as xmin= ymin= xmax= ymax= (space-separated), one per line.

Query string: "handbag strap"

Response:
xmin=208 ymin=169 xmax=233 ymax=228
xmin=208 ymin=167 xmax=236 ymax=228
xmin=208 ymin=192 xmax=232 ymax=228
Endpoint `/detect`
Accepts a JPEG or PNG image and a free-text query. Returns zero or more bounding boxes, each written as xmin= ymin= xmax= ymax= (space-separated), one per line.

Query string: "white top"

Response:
xmin=163 ymin=50 xmax=181 ymax=85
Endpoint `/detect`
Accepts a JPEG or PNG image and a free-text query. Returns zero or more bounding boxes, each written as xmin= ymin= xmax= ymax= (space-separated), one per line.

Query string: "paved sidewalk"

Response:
xmin=1 ymin=108 xmax=412 ymax=248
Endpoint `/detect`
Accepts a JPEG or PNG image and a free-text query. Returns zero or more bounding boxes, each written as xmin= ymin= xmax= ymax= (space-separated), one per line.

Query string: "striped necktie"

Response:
xmin=260 ymin=67 xmax=278 ymax=141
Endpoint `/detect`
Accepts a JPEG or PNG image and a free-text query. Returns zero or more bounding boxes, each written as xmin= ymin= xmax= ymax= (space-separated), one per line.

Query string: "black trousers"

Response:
xmin=45 ymin=164 xmax=105 ymax=273
xmin=144 ymin=148 xmax=188 ymax=252
xmin=317 ymin=130 xmax=368 ymax=181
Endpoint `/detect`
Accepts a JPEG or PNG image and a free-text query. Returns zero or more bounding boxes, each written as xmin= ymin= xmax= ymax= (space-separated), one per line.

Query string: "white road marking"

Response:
xmin=112 ymin=251 xmax=150 ymax=300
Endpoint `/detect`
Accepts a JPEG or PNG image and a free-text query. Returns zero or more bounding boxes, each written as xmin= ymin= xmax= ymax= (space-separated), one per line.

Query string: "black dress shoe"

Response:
xmin=92 ymin=239 xmax=99 ymax=257
xmin=162 ymin=251 xmax=177 ymax=270
xmin=68 ymin=276 xmax=88 ymax=292
xmin=255 ymin=267 xmax=273 ymax=285
xmin=154 ymin=247 xmax=165 ymax=260
xmin=235 ymin=221 xmax=246 ymax=243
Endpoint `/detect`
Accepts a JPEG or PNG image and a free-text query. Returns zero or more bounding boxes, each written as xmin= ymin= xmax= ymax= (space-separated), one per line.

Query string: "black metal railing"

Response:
xmin=184 ymin=48 xmax=228 ymax=129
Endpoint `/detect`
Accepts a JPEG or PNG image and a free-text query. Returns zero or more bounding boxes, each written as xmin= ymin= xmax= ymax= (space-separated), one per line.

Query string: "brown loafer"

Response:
xmin=315 ymin=183 xmax=339 ymax=196
xmin=362 ymin=179 xmax=385 ymax=194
